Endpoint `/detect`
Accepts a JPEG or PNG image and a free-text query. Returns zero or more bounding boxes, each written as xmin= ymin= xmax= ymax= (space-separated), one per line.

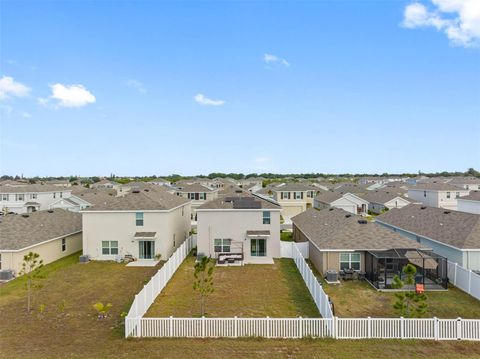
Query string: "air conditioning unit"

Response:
xmin=0 ymin=270 xmax=15 ymax=281
xmin=79 ymin=255 xmax=90 ymax=263
xmin=326 ymin=270 xmax=338 ymax=283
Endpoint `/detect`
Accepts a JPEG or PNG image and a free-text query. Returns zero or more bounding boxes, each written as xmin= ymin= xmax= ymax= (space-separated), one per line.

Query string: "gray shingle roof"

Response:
xmin=314 ymin=191 xmax=344 ymax=204
xmin=376 ymin=204 xmax=480 ymax=249
xmin=198 ymin=191 xmax=280 ymax=210
xmin=0 ymin=209 xmax=82 ymax=251
xmin=359 ymin=191 xmax=414 ymax=205
xmin=176 ymin=183 xmax=216 ymax=193
xmin=272 ymin=183 xmax=319 ymax=192
xmin=333 ymin=183 xmax=368 ymax=194
xmin=291 ymin=208 xmax=424 ymax=251
xmin=409 ymin=183 xmax=467 ymax=191
xmin=459 ymin=191 xmax=480 ymax=201
xmin=82 ymin=187 xmax=189 ymax=211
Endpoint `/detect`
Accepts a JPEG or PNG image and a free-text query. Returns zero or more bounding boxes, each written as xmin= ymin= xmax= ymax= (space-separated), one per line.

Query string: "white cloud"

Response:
xmin=40 ymin=83 xmax=96 ymax=108
xmin=126 ymin=79 xmax=146 ymax=94
xmin=402 ymin=0 xmax=480 ymax=47
xmin=21 ymin=111 xmax=31 ymax=118
xmin=263 ymin=53 xmax=290 ymax=67
xmin=0 ymin=76 xmax=31 ymax=100
xmin=194 ymin=93 xmax=225 ymax=106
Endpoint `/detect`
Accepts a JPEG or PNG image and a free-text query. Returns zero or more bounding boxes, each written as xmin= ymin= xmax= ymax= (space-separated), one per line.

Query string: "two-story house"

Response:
xmin=408 ymin=183 xmax=470 ymax=210
xmin=81 ymin=187 xmax=191 ymax=262
xmin=270 ymin=183 xmax=321 ymax=220
xmin=175 ymin=183 xmax=219 ymax=220
xmin=0 ymin=184 xmax=74 ymax=214
xmin=196 ymin=190 xmax=281 ymax=265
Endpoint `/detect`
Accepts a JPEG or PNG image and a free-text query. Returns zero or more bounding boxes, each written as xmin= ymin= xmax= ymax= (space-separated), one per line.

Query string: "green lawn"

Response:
xmin=146 ymin=255 xmax=319 ymax=318
xmin=308 ymin=262 xmax=480 ymax=318
xmin=280 ymin=230 xmax=293 ymax=241
xmin=1 ymin=252 xmax=480 ymax=358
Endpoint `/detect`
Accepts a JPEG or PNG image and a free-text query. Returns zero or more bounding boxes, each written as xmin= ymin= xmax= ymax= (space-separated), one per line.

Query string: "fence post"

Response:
xmin=400 ymin=317 xmax=404 ymax=339
xmin=434 ymin=317 xmax=438 ymax=341
xmin=169 ymin=316 xmax=173 ymax=337
xmin=299 ymin=316 xmax=303 ymax=338
xmin=267 ymin=316 xmax=270 ymax=338
xmin=457 ymin=317 xmax=462 ymax=340
xmin=137 ymin=317 xmax=142 ymax=337
xmin=333 ymin=316 xmax=338 ymax=339
xmin=202 ymin=316 xmax=205 ymax=338
xmin=234 ymin=316 xmax=238 ymax=338
xmin=454 ymin=263 xmax=458 ymax=286
xmin=367 ymin=316 xmax=371 ymax=339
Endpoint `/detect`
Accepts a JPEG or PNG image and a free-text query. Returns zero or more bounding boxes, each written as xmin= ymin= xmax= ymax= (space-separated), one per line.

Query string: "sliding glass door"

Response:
xmin=251 ymin=238 xmax=266 ymax=257
xmin=139 ymin=240 xmax=155 ymax=259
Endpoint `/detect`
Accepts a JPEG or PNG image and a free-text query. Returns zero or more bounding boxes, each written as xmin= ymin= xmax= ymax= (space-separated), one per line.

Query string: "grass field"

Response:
xmin=146 ymin=255 xmax=319 ymax=318
xmin=310 ymin=264 xmax=480 ymax=318
xmin=1 ymin=252 xmax=480 ymax=358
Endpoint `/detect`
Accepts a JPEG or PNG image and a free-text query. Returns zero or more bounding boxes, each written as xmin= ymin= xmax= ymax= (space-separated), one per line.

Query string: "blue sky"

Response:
xmin=1 ymin=0 xmax=479 ymax=177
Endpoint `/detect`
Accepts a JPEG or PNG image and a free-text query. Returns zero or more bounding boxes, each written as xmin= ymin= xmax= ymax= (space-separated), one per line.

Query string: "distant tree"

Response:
xmin=19 ymin=252 xmax=44 ymax=313
xmin=392 ymin=264 xmax=428 ymax=318
xmin=466 ymin=168 xmax=480 ymax=178
xmin=91 ymin=176 xmax=100 ymax=183
xmin=193 ymin=256 xmax=215 ymax=316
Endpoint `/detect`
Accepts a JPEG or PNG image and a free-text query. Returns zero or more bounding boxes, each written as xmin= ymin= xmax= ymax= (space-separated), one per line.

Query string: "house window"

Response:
xmin=61 ymin=238 xmax=66 ymax=252
xmin=294 ymin=192 xmax=303 ymax=200
xmin=182 ymin=206 xmax=184 ymax=216
xmin=102 ymin=241 xmax=119 ymax=255
xmin=200 ymin=193 xmax=206 ymax=200
xmin=1 ymin=194 xmax=7 ymax=201
xmin=423 ymin=191 xmax=427 ymax=197
xmin=263 ymin=211 xmax=271 ymax=225
xmin=306 ymin=191 xmax=315 ymax=198
xmin=60 ymin=192 xmax=63 ymax=198
xmin=281 ymin=192 xmax=290 ymax=200
xmin=456 ymin=192 xmax=460 ymax=198
xmin=15 ymin=194 xmax=25 ymax=201
xmin=30 ymin=193 xmax=37 ymax=200
xmin=214 ymin=239 xmax=231 ymax=253
xmin=0 ymin=253 xmax=2 ymax=269
xmin=53 ymin=192 xmax=57 ymax=199
xmin=340 ymin=253 xmax=361 ymax=271
xmin=251 ymin=238 xmax=267 ymax=257
xmin=446 ymin=192 xmax=451 ymax=199
xmin=135 ymin=212 xmax=144 ymax=226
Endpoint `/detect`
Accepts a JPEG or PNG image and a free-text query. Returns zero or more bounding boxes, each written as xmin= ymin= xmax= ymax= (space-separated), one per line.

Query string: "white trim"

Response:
xmin=0 ymin=230 xmax=82 ymax=252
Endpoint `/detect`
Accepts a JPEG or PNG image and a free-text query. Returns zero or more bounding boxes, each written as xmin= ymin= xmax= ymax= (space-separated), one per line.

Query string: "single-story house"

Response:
xmin=81 ymin=187 xmax=191 ymax=262
xmin=376 ymin=204 xmax=480 ymax=270
xmin=359 ymin=191 xmax=416 ymax=214
xmin=457 ymin=191 xmax=480 ymax=215
xmin=0 ymin=209 xmax=82 ymax=277
xmin=314 ymin=191 xmax=369 ymax=215
xmin=291 ymin=208 xmax=445 ymax=289
xmin=196 ymin=190 xmax=281 ymax=265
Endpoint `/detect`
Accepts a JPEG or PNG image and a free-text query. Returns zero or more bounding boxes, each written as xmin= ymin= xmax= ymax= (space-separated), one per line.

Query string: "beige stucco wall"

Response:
xmin=81 ymin=204 xmax=191 ymax=261
xmin=1 ymin=232 xmax=82 ymax=275
xmin=307 ymin=248 xmax=366 ymax=275
xmin=196 ymin=209 xmax=281 ymax=263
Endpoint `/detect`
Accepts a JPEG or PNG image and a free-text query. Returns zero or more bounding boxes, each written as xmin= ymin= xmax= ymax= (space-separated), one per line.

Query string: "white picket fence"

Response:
xmin=125 ymin=236 xmax=194 ymax=335
xmin=291 ymin=242 xmax=334 ymax=319
xmin=447 ymin=261 xmax=480 ymax=300
xmin=125 ymin=237 xmax=480 ymax=341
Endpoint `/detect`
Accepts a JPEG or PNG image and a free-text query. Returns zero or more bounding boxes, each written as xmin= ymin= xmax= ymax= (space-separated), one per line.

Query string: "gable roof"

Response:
xmin=359 ymin=191 xmax=414 ymax=205
xmin=376 ymin=204 xmax=480 ymax=250
xmin=198 ymin=190 xmax=280 ymax=210
xmin=291 ymin=208 xmax=424 ymax=251
xmin=409 ymin=183 xmax=468 ymax=191
xmin=0 ymin=184 xmax=71 ymax=194
xmin=176 ymin=183 xmax=216 ymax=193
xmin=458 ymin=191 xmax=480 ymax=202
xmin=314 ymin=191 xmax=344 ymax=204
xmin=0 ymin=209 xmax=82 ymax=251
xmin=271 ymin=183 xmax=319 ymax=192
xmin=82 ymin=187 xmax=190 ymax=211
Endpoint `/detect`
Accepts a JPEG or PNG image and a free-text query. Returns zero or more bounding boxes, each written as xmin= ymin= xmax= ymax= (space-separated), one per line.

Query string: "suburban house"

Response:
xmin=291 ymin=208 xmax=446 ymax=290
xmin=49 ymin=188 xmax=115 ymax=212
xmin=314 ymin=191 xmax=369 ymax=215
xmin=332 ymin=183 xmax=368 ymax=194
xmin=44 ymin=179 xmax=72 ymax=187
xmin=359 ymin=191 xmax=415 ymax=214
xmin=457 ymin=191 xmax=480 ymax=215
xmin=408 ymin=183 xmax=470 ymax=210
xmin=270 ymin=183 xmax=321 ymax=220
xmin=0 ymin=209 xmax=82 ymax=278
xmin=376 ymin=204 xmax=480 ymax=270
xmin=0 ymin=184 xmax=73 ymax=214
xmin=91 ymin=179 xmax=120 ymax=190
xmin=448 ymin=177 xmax=480 ymax=191
xmin=175 ymin=183 xmax=218 ymax=220
xmin=196 ymin=190 xmax=281 ymax=265
xmin=81 ymin=187 xmax=191 ymax=262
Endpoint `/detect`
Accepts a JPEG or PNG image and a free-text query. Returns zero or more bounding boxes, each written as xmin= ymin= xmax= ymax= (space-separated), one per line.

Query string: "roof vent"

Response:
xmin=443 ymin=211 xmax=451 ymax=214
xmin=345 ymin=214 xmax=352 ymax=218
xmin=329 ymin=208 xmax=334 ymax=211
xmin=22 ymin=213 xmax=29 ymax=218
xmin=144 ymin=189 xmax=149 ymax=192
xmin=235 ymin=190 xmax=242 ymax=193
xmin=47 ymin=209 xmax=54 ymax=213
xmin=358 ymin=219 xmax=368 ymax=224
xmin=132 ymin=190 xmax=140 ymax=194
xmin=420 ymin=206 xmax=427 ymax=210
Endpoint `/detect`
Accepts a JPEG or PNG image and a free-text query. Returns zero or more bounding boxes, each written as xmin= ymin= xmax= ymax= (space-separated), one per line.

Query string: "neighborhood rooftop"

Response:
xmin=198 ymin=190 xmax=280 ymax=209
xmin=0 ymin=184 xmax=70 ymax=193
xmin=81 ymin=187 xmax=190 ymax=211
xmin=409 ymin=183 xmax=467 ymax=191
xmin=376 ymin=204 xmax=480 ymax=249
xmin=291 ymin=208 xmax=425 ymax=251
xmin=0 ymin=209 xmax=82 ymax=251
xmin=359 ymin=191 xmax=414 ymax=204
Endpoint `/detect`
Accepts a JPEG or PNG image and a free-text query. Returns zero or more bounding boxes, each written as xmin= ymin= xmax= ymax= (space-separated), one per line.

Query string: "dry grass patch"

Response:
xmin=146 ymin=255 xmax=320 ymax=318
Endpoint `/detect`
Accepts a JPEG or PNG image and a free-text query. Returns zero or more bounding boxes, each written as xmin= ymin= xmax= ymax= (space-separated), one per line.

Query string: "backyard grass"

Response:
xmin=308 ymin=262 xmax=480 ymax=318
xmin=0 ymin=252 xmax=479 ymax=358
xmin=280 ymin=230 xmax=293 ymax=241
xmin=146 ymin=255 xmax=319 ymax=318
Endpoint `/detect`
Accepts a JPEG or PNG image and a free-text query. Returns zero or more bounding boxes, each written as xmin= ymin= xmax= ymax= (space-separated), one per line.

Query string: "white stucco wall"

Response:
xmin=196 ymin=209 xmax=281 ymax=263
xmin=457 ymin=199 xmax=480 ymax=215
xmin=81 ymin=204 xmax=191 ymax=261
